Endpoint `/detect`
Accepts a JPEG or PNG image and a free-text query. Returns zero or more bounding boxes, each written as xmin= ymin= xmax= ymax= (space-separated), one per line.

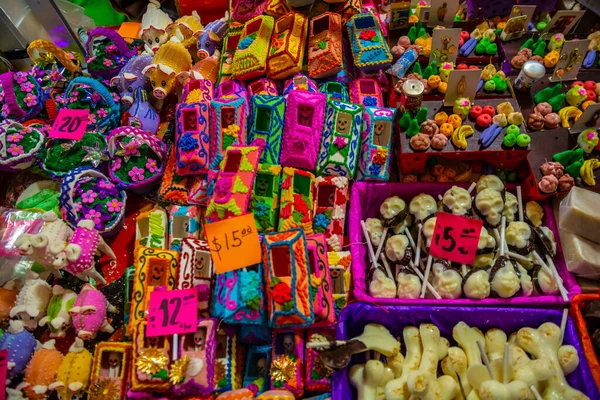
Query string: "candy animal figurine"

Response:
xmin=167 ymin=12 xmax=204 ymax=60
xmin=139 ymin=0 xmax=173 ymax=54
xmin=9 ymin=270 xmax=52 ymax=331
xmin=0 ymin=320 xmax=37 ymax=381
xmin=124 ymin=87 xmax=160 ymax=135
xmin=143 ymin=41 xmax=192 ymax=101
xmin=110 ymin=55 xmax=153 ymax=109
xmin=17 ymin=339 xmax=63 ymax=400
xmin=49 ymin=338 xmax=93 ymax=400
xmin=38 ymin=285 xmax=76 ymax=338
xmin=0 ymin=281 xmax=18 ymax=328
xmin=196 ymin=12 xmax=229 ymax=60
xmin=52 ymin=219 xmax=115 ymax=285
xmin=15 ymin=211 xmax=73 ymax=271
xmin=70 ymin=284 xmax=116 ymax=340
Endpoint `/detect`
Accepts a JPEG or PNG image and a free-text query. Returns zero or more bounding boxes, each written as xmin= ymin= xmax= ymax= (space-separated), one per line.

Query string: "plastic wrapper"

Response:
xmin=560 ymin=187 xmax=600 ymax=244
xmin=561 ymin=229 xmax=600 ymax=279
xmin=333 ymin=303 xmax=600 ymax=400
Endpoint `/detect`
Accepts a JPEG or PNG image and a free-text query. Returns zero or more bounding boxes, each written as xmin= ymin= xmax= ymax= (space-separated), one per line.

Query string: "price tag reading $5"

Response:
xmin=204 ymin=213 xmax=262 ymax=273
xmin=429 ymin=212 xmax=483 ymax=264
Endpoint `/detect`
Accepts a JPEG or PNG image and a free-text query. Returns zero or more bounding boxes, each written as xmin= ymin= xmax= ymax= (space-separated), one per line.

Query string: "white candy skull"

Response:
xmin=476 ymin=175 xmax=505 ymax=193
xmin=108 ymin=352 xmax=122 ymax=369
xmin=257 ymin=357 xmax=267 ymax=377
xmin=380 ymin=196 xmax=406 ymax=221
xmin=365 ymin=218 xmax=384 ymax=247
xmin=194 ymin=328 xmax=207 ymax=349
xmin=396 ymin=272 xmax=421 ymax=298
xmin=505 ymin=221 xmax=531 ymax=249
xmin=478 ymin=228 xmax=496 ymax=251
xmin=475 ymin=189 xmax=504 ymax=227
xmin=369 ymin=269 xmax=396 ymax=298
xmin=409 ymin=193 xmax=437 ymax=222
xmin=385 ymin=234 xmax=410 ymax=263
xmin=503 ymin=192 xmax=518 ymax=223
xmin=432 ymin=263 xmax=462 ymax=299
xmin=421 ymin=217 xmax=436 ymax=248
xmin=283 ymin=334 xmax=295 ymax=355
xmin=442 ymin=186 xmax=472 ymax=215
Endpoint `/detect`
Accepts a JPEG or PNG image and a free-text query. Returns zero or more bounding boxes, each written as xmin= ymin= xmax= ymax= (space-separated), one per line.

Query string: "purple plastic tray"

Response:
xmin=333 ymin=303 xmax=600 ymax=400
xmin=348 ymin=182 xmax=580 ymax=307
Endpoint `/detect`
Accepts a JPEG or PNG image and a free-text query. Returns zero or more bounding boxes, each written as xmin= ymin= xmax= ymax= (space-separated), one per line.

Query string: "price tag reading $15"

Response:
xmin=204 ymin=213 xmax=262 ymax=273
xmin=147 ymin=288 xmax=198 ymax=337
xmin=429 ymin=212 xmax=483 ymax=264
xmin=49 ymin=108 xmax=90 ymax=140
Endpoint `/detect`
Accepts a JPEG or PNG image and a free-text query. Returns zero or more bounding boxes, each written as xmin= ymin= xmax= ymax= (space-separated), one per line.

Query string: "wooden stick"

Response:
xmin=503 ymin=343 xmax=509 ymax=384
xmin=414 ymin=224 xmax=423 ymax=266
xmin=530 ymin=385 xmax=543 ymax=400
xmin=477 ymin=341 xmax=495 ymax=381
xmin=560 ymin=308 xmax=568 ymax=345
xmin=534 ymin=251 xmax=568 ymax=302
xmin=373 ymin=227 xmax=388 ymax=270
xmin=461 ymin=264 xmax=467 ymax=276
xmin=361 ymin=220 xmax=379 ymax=269
xmin=420 ymin=255 xmax=433 ymax=298
xmin=516 ymin=186 xmax=524 ymax=222
xmin=468 ymin=182 xmax=477 ymax=193
xmin=545 ymin=254 xmax=564 ymax=284
xmin=409 ymin=261 xmax=441 ymax=299
xmin=380 ymin=253 xmax=394 ymax=281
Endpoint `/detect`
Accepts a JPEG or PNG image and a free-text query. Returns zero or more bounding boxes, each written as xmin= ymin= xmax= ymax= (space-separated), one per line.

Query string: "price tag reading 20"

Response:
xmin=204 ymin=213 xmax=262 ymax=274
xmin=146 ymin=288 xmax=198 ymax=337
xmin=429 ymin=212 xmax=483 ymax=264
xmin=49 ymin=108 xmax=90 ymax=140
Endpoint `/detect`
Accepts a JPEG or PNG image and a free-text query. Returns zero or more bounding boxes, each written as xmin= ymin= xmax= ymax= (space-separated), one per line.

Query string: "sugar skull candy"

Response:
xmin=538 ymin=175 xmax=558 ymax=194
xmin=442 ymin=186 xmax=472 ymax=216
xmin=379 ymin=196 xmax=407 ymax=227
xmin=409 ymin=193 xmax=438 ymax=223
xmin=502 ymin=192 xmax=518 ymax=224
xmin=474 ymin=188 xmax=504 ymax=229
xmin=257 ymin=357 xmax=267 ymax=378
xmin=283 ymin=334 xmax=295 ymax=355
xmin=365 ymin=218 xmax=384 ymax=248
xmin=489 ymin=257 xmax=521 ymax=298
xmin=421 ymin=217 xmax=436 ymax=249
xmin=432 ymin=260 xmax=462 ymax=299
xmin=476 ymin=175 xmax=505 ymax=194
xmin=194 ymin=327 xmax=207 ymax=350
xmin=477 ymin=228 xmax=496 ymax=254
xmin=369 ymin=269 xmax=396 ymax=298
xmin=463 ymin=268 xmax=490 ymax=299
xmin=506 ymin=221 xmax=534 ymax=255
xmin=420 ymin=120 xmax=439 ymax=137
xmin=385 ymin=234 xmax=412 ymax=266
xmin=525 ymin=201 xmax=544 ymax=227
xmin=540 ymin=161 xmax=564 ymax=178
xmin=396 ymin=269 xmax=421 ymax=299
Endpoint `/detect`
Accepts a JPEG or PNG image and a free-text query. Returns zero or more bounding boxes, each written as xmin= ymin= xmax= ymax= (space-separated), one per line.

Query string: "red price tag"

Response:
xmin=430 ymin=212 xmax=483 ymax=264
xmin=49 ymin=109 xmax=89 ymax=140
xmin=146 ymin=288 xmax=198 ymax=337
xmin=0 ymin=349 xmax=7 ymax=400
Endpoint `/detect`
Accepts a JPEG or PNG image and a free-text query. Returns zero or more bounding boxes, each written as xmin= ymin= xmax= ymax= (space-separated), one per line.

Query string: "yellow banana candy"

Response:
xmin=451 ymin=125 xmax=474 ymax=149
xmin=559 ymin=106 xmax=583 ymax=128
xmin=580 ymin=159 xmax=600 ymax=186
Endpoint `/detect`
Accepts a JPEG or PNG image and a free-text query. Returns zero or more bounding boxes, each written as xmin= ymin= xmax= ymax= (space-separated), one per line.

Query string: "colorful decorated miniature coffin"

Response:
xmin=210 ymin=96 xmax=248 ymax=160
xmin=283 ymin=74 xmax=319 ymax=96
xmin=159 ymin=145 xmax=189 ymax=205
xmin=232 ymin=0 xmax=266 ymax=22
xmin=178 ymin=238 xmax=214 ymax=316
xmin=188 ymin=174 xmax=210 ymax=206
xmin=305 ymin=328 xmax=334 ymax=392
xmin=349 ymin=78 xmax=384 ymax=107
xmin=239 ymin=320 xmax=272 ymax=344
xmin=232 ymin=15 xmax=275 ymax=81
xmin=280 ymin=90 xmax=326 ymax=171
xmin=206 ymin=145 xmax=261 ymax=223
xmin=131 ymin=321 xmax=171 ymax=392
xmin=219 ymin=25 xmax=245 ymax=82
xmin=328 ymin=250 xmax=351 ymax=316
xmin=248 ymin=78 xmax=279 ymax=96
xmin=243 ymin=345 xmax=271 ymax=393
xmin=347 ymin=13 xmax=392 ymax=71
xmin=313 ymin=176 xmax=348 ymax=252
xmin=129 ymin=247 xmax=178 ymax=334
xmin=265 ymin=0 xmax=291 ymax=17
xmin=173 ymin=318 xmax=218 ymax=395
xmin=306 ymin=234 xmax=335 ymax=326
xmin=319 ymin=81 xmax=350 ymax=102
xmin=267 ymin=12 xmax=308 ymax=80
xmin=317 ymin=101 xmax=363 ymax=177
xmin=212 ymin=260 xmax=266 ymax=325
xmin=136 ymin=207 xmax=168 ymax=250
xmin=168 ymin=205 xmax=202 ymax=251
xmin=249 ymin=95 xmax=285 ymax=165
xmin=251 ymin=164 xmax=282 ymax=233
xmin=278 ymin=167 xmax=315 ymax=234
xmin=175 ymin=102 xmax=211 ymax=175
xmin=357 ymin=106 xmax=396 ymax=181
xmin=214 ymin=326 xmax=238 ymax=392
xmin=271 ymin=330 xmax=305 ymax=396
xmin=216 ymin=79 xmax=249 ymax=108
xmin=263 ymin=228 xmax=314 ymax=328
xmin=89 ymin=342 xmax=132 ymax=400
xmin=182 ymin=79 xmax=214 ymax=103
xmin=308 ymin=12 xmax=343 ymax=79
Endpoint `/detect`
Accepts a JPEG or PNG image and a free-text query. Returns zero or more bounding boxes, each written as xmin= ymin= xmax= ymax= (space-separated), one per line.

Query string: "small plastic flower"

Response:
xmin=107 ymin=198 xmax=123 ymax=213
xmin=91 ymin=92 xmax=103 ymax=102
xmin=103 ymin=59 xmax=113 ymax=67
xmin=459 ymin=99 xmax=470 ymax=107
xmin=49 ymin=69 xmax=64 ymax=83
xmin=360 ymin=29 xmax=376 ymax=41
xmin=7 ymin=144 xmax=23 ymax=156
xmin=442 ymin=62 xmax=453 ymax=70
xmin=24 ymin=126 xmax=33 ymax=133
xmin=333 ymin=136 xmax=348 ymax=149
xmin=6 ymin=133 xmax=23 ymax=143
xmin=24 ymin=93 xmax=37 ymax=107
xmin=146 ymin=159 xmax=158 ymax=173
xmin=179 ymin=132 xmax=199 ymax=152
xmin=98 ymin=179 xmax=115 ymax=190
xmin=14 ymin=72 xmax=28 ymax=84
xmin=363 ymin=96 xmax=378 ymax=107
xmin=314 ymin=213 xmax=330 ymax=231
xmin=112 ymin=157 xmax=122 ymax=170
xmin=372 ymin=147 xmax=388 ymax=165
xmin=105 ymin=44 xmax=117 ymax=53
xmin=272 ymin=282 xmax=292 ymax=304
xmin=87 ymin=113 xmax=97 ymax=124
xmin=74 ymin=202 xmax=83 ymax=213
xmin=84 ymin=208 xmax=102 ymax=226
xmin=123 ymin=140 xmax=141 ymax=158
xmin=1 ymin=104 xmax=8 ymax=116
xmin=128 ymin=166 xmax=145 ymax=182
xmin=578 ymin=88 xmax=586 ymax=96
xmin=81 ymin=189 xmax=97 ymax=204
xmin=111 ymin=92 xmax=121 ymax=102
xmin=20 ymin=82 xmax=34 ymax=93
xmin=97 ymin=108 xmax=107 ymax=118
xmin=253 ymin=202 xmax=270 ymax=218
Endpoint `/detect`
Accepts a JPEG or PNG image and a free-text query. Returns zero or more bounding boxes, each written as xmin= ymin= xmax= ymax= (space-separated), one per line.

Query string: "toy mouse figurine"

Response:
xmin=0 ymin=320 xmax=37 ymax=382
xmin=16 ymin=339 xmax=63 ymax=400
xmin=52 ymin=219 xmax=115 ymax=285
xmin=69 ymin=284 xmax=116 ymax=340
xmin=38 ymin=285 xmax=77 ymax=338
xmin=139 ymin=0 xmax=173 ymax=54
xmin=9 ymin=270 xmax=52 ymax=331
xmin=49 ymin=338 xmax=93 ymax=400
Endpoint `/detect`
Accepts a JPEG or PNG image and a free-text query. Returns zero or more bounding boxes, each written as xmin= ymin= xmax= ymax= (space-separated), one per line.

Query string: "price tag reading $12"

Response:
xmin=204 ymin=213 xmax=262 ymax=274
xmin=147 ymin=288 xmax=198 ymax=337
xmin=49 ymin=108 xmax=90 ymax=140
xmin=429 ymin=212 xmax=483 ymax=264
xmin=0 ymin=349 xmax=6 ymax=400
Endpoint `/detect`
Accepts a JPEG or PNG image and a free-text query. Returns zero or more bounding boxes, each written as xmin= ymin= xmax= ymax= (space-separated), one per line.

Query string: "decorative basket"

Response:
xmin=107 ymin=126 xmax=167 ymax=194
xmin=85 ymin=27 xmax=136 ymax=80
xmin=57 ymin=77 xmax=120 ymax=133
xmin=0 ymin=120 xmax=45 ymax=172
xmin=27 ymin=39 xmax=81 ymax=90
xmin=0 ymin=72 xmax=44 ymax=122
xmin=39 ymin=131 xmax=108 ymax=178
xmin=59 ymin=167 xmax=127 ymax=237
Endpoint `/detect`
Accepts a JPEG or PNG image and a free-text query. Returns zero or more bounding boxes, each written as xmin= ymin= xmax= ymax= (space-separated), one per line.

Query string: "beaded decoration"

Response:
xmin=168 ymin=205 xmax=203 ymax=251
xmin=251 ymin=164 xmax=282 ymax=233
xmin=357 ymin=106 xmax=396 ymax=182
xmin=278 ymin=167 xmax=315 ymax=234
xmin=347 ymin=13 xmax=392 ymax=71
xmin=305 ymin=328 xmax=334 ymax=392
xmin=40 ymin=131 xmax=108 ymax=177
xmin=263 ymin=228 xmax=314 ymax=328
xmin=210 ymin=96 xmax=248 ymax=165
xmin=52 ymin=338 xmax=93 ymax=400
xmin=232 ymin=15 xmax=275 ymax=81
xmin=328 ymin=250 xmax=352 ymax=317
xmin=267 ymin=12 xmax=308 ymax=80
xmin=0 ymin=120 xmax=45 ymax=172
xmin=205 ymin=145 xmax=261 ymax=223
xmin=136 ymin=207 xmax=168 ymax=250
xmin=0 ymin=72 xmax=44 ymax=122
xmin=349 ymin=78 xmax=384 ymax=107
xmin=313 ymin=176 xmax=349 ymax=252
xmin=249 ymin=95 xmax=285 ymax=164
xmin=317 ymin=100 xmax=363 ymax=178
xmin=177 ymin=238 xmax=214 ymax=316
xmin=306 ymin=234 xmax=335 ymax=326
xmin=159 ymin=145 xmax=190 ymax=205
xmin=319 ymin=81 xmax=350 ymax=102
xmin=270 ymin=330 xmax=305 ymax=396
xmin=175 ymin=102 xmax=211 ymax=175
xmin=307 ymin=13 xmax=343 ymax=79
xmin=280 ymin=90 xmax=326 ymax=171
xmin=219 ymin=25 xmax=245 ymax=83
xmin=243 ymin=345 xmax=271 ymax=394
xmin=131 ymin=320 xmax=171 ymax=392
xmin=89 ymin=342 xmax=132 ymax=399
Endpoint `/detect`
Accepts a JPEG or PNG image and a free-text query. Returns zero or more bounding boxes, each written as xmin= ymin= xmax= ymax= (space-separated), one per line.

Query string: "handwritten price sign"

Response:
xmin=49 ymin=109 xmax=89 ymax=140
xmin=0 ymin=349 xmax=6 ymax=400
xmin=146 ymin=288 xmax=197 ymax=337
xmin=204 ymin=213 xmax=262 ymax=274
xmin=430 ymin=212 xmax=483 ymax=264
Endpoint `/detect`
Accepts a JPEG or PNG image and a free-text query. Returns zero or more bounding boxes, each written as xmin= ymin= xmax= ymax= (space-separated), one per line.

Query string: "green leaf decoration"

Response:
xmin=281 ymin=301 xmax=294 ymax=312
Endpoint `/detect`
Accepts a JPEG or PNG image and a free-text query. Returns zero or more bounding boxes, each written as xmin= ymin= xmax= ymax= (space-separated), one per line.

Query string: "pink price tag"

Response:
xmin=429 ymin=212 xmax=483 ymax=264
xmin=49 ymin=109 xmax=90 ymax=140
xmin=0 ymin=349 xmax=7 ymax=400
xmin=146 ymin=288 xmax=198 ymax=337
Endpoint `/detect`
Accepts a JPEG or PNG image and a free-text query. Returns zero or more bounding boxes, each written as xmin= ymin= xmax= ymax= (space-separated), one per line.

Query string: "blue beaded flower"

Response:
xmin=314 ymin=213 xmax=330 ymax=231
xmin=364 ymin=96 xmax=378 ymax=107
xmin=179 ymin=132 xmax=198 ymax=152
xmin=369 ymin=163 xmax=382 ymax=175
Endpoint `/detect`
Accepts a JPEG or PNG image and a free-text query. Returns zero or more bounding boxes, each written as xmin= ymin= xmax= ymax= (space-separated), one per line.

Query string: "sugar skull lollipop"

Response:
xmin=503 ymin=192 xmax=518 ymax=223
xmin=524 ymin=201 xmax=544 ymax=227
xmin=462 ymin=268 xmax=491 ymax=299
xmin=380 ymin=196 xmax=408 ymax=227
xmin=431 ymin=260 xmax=463 ymax=299
xmin=476 ymin=175 xmax=506 ymax=199
xmin=385 ymin=234 xmax=413 ymax=266
xmin=409 ymin=193 xmax=438 ymax=224
xmin=505 ymin=221 xmax=535 ymax=255
xmin=442 ymin=186 xmax=472 ymax=216
xmin=489 ymin=256 xmax=521 ymax=298
xmin=474 ymin=188 xmax=504 ymax=229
